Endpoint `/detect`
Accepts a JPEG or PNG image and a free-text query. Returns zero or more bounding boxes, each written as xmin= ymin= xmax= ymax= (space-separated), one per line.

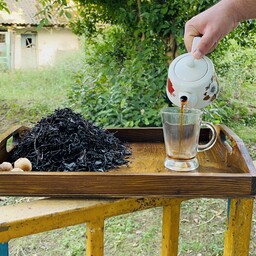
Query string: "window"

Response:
xmin=25 ymin=37 xmax=33 ymax=48
xmin=21 ymin=34 xmax=36 ymax=49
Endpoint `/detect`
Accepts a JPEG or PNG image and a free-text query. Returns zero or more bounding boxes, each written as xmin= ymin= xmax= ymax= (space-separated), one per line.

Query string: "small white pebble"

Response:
xmin=10 ymin=168 xmax=24 ymax=172
xmin=0 ymin=162 xmax=13 ymax=171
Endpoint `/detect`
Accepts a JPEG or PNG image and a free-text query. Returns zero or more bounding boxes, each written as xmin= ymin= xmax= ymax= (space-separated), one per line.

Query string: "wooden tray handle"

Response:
xmin=219 ymin=124 xmax=256 ymax=174
xmin=0 ymin=125 xmax=30 ymax=163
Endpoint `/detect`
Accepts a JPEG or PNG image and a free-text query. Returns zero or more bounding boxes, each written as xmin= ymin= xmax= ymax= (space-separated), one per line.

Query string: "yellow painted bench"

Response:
xmin=0 ymin=196 xmax=254 ymax=256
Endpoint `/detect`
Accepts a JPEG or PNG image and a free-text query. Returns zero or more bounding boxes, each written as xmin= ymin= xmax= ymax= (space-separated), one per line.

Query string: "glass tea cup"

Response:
xmin=161 ymin=107 xmax=217 ymax=171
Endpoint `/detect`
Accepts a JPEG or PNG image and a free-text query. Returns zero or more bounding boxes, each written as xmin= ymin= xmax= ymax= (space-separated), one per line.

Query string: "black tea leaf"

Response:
xmin=11 ymin=108 xmax=131 ymax=172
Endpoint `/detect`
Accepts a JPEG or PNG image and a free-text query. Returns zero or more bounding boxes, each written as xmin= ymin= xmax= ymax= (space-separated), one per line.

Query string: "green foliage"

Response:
xmin=0 ymin=51 xmax=83 ymax=126
xmin=36 ymin=0 xmax=256 ymax=57
xmin=64 ymin=0 xmax=256 ymax=128
xmin=68 ymin=30 xmax=256 ymax=128
xmin=204 ymin=41 xmax=256 ymax=126
xmin=36 ymin=0 xmax=72 ymax=28
xmin=0 ymin=0 xmax=9 ymax=13
xmin=229 ymin=20 xmax=256 ymax=48
xmin=70 ymin=0 xmax=220 ymax=56
xmin=55 ymin=0 xmax=255 ymax=55
xmin=68 ymin=26 xmax=168 ymax=127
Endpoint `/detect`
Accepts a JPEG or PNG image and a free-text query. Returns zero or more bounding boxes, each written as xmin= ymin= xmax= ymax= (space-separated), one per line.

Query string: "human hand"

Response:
xmin=184 ymin=1 xmax=239 ymax=59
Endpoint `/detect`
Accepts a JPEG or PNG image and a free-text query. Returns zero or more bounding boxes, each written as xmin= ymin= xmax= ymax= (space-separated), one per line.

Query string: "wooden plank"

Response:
xmin=0 ymin=172 xmax=253 ymax=197
xmin=0 ymin=125 xmax=29 ymax=164
xmin=223 ymin=198 xmax=254 ymax=256
xmin=0 ymin=197 xmax=181 ymax=243
xmin=220 ymin=125 xmax=256 ymax=175
xmin=161 ymin=199 xmax=183 ymax=256
xmin=86 ymin=219 xmax=104 ymax=256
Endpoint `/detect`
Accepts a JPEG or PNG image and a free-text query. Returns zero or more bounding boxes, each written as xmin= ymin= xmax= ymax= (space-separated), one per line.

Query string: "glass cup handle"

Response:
xmin=198 ymin=122 xmax=218 ymax=152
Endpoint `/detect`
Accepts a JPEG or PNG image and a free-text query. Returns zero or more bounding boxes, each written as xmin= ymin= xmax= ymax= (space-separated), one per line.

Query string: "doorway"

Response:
xmin=21 ymin=33 xmax=37 ymax=69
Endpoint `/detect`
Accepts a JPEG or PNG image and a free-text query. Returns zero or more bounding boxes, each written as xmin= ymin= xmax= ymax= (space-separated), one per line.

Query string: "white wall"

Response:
xmin=13 ymin=31 xmax=22 ymax=69
xmin=12 ymin=27 xmax=80 ymax=69
xmin=37 ymin=27 xmax=80 ymax=66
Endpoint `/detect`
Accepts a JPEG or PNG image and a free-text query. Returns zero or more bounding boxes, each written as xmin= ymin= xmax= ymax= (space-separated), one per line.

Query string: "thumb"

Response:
xmin=192 ymin=33 xmax=218 ymax=59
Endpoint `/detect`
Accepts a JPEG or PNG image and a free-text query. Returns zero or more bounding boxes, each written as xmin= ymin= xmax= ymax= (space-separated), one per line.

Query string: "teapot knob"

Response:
xmin=186 ymin=55 xmax=196 ymax=68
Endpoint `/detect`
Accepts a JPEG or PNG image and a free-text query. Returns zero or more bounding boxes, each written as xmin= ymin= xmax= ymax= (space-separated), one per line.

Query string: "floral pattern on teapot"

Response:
xmin=167 ymin=78 xmax=175 ymax=97
xmin=203 ymin=75 xmax=219 ymax=102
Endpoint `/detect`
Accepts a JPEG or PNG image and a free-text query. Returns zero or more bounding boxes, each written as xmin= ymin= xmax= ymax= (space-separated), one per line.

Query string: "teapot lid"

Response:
xmin=174 ymin=55 xmax=208 ymax=82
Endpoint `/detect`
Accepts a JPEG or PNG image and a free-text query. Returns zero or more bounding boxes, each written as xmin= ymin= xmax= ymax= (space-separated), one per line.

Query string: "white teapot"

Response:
xmin=166 ymin=37 xmax=219 ymax=109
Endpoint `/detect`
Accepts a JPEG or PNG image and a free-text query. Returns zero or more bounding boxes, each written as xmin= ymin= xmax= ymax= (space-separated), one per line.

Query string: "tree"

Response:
xmin=69 ymin=0 xmax=221 ymax=60
xmin=39 ymin=0 xmax=256 ymax=127
xmin=39 ymin=0 xmax=256 ymax=58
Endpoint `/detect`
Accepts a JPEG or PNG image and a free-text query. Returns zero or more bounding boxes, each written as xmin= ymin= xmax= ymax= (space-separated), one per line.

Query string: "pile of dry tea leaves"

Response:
xmin=11 ymin=108 xmax=131 ymax=172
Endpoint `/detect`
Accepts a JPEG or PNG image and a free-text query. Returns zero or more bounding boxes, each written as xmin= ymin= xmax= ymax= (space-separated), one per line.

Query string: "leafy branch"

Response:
xmin=0 ymin=0 xmax=9 ymax=13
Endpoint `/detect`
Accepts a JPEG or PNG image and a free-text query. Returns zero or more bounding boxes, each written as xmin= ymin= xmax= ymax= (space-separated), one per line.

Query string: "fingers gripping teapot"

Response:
xmin=166 ymin=37 xmax=219 ymax=109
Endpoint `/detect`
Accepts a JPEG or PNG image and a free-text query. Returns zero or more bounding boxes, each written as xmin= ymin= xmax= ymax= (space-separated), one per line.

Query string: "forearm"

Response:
xmin=207 ymin=0 xmax=256 ymax=26
xmin=229 ymin=0 xmax=256 ymax=21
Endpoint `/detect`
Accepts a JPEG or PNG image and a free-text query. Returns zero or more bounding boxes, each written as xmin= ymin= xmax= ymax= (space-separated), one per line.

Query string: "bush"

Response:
xmin=204 ymin=40 xmax=256 ymax=126
xmin=68 ymin=26 xmax=169 ymax=127
xmin=68 ymin=27 xmax=256 ymax=128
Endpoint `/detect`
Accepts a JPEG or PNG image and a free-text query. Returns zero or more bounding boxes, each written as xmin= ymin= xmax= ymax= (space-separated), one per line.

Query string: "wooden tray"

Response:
xmin=0 ymin=125 xmax=255 ymax=198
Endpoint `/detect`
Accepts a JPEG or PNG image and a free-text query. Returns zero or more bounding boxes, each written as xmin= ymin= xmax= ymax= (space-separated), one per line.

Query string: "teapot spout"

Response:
xmin=180 ymin=95 xmax=188 ymax=103
xmin=178 ymin=93 xmax=198 ymax=108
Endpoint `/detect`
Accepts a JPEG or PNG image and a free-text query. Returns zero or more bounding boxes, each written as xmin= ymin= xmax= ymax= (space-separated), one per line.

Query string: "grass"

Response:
xmin=0 ymin=68 xmax=66 ymax=129
xmin=0 ymin=51 xmax=82 ymax=129
xmin=0 ymin=47 xmax=256 ymax=255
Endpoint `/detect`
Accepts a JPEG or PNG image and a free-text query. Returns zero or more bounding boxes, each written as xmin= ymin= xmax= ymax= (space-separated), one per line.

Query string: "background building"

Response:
xmin=0 ymin=0 xmax=80 ymax=70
